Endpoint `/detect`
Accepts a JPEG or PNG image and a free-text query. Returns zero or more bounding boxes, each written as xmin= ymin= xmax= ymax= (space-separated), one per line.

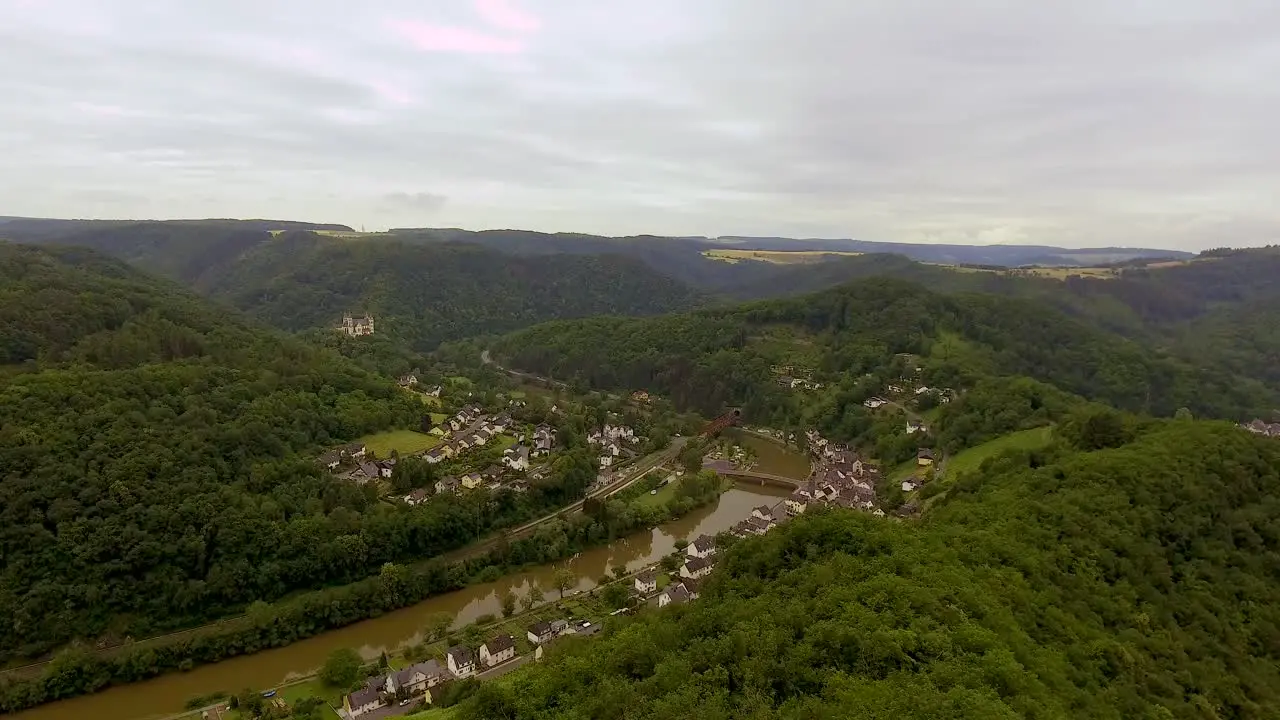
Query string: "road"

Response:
xmin=481 ymin=349 xmax=568 ymax=390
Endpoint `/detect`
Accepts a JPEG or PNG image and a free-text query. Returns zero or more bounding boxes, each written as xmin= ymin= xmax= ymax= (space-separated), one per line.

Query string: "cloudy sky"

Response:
xmin=2 ymin=1 xmax=1278 ymax=249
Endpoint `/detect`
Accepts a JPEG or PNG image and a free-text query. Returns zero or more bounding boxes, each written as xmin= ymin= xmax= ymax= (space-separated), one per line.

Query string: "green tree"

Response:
xmin=601 ymin=583 xmax=630 ymax=609
xmin=552 ymin=567 xmax=576 ymax=599
xmin=319 ymin=648 xmax=362 ymax=689
xmin=522 ymin=584 xmax=544 ymax=612
xmin=499 ymin=590 xmax=516 ymax=618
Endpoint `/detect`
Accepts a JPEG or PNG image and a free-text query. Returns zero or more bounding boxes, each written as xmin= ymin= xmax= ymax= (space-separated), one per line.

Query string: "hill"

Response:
xmin=711 ymin=235 xmax=1191 ymax=266
xmin=452 ymin=420 xmax=1280 ymax=719
xmin=9 ymin=223 xmax=706 ymax=350
xmin=490 ymin=277 xmax=1275 ymax=423
xmin=200 ymin=231 xmax=704 ymax=351
xmin=0 ymin=243 xmax=440 ymax=659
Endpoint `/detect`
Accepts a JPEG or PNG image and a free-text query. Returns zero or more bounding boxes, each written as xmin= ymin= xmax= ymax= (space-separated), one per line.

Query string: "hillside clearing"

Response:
xmin=943 ymin=426 xmax=1054 ymax=482
xmin=703 ymin=249 xmax=864 ymax=264
xmin=357 ymin=430 xmax=441 ymax=457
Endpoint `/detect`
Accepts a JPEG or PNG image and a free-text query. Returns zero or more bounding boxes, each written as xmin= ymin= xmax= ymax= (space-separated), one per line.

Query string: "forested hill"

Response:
xmin=200 ymin=231 xmax=703 ymax=351
xmin=11 ymin=223 xmax=706 ymax=350
xmin=454 ymin=420 xmax=1280 ymax=719
xmin=491 ymin=277 xmax=1277 ymax=421
xmin=0 ymin=243 xmax=427 ymax=657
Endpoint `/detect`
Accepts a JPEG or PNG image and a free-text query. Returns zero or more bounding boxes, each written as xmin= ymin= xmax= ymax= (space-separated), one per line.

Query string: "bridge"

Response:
xmin=699 ymin=408 xmax=743 ymax=437
xmin=717 ymin=468 xmax=805 ymax=488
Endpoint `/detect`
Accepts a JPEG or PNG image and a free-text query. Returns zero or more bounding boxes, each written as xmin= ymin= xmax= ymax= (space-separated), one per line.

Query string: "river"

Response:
xmin=15 ymin=479 xmax=800 ymax=720
xmin=723 ymin=428 xmax=812 ymax=480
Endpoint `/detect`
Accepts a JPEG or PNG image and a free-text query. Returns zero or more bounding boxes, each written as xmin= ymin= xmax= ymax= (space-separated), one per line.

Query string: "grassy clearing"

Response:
xmin=430 ymin=412 xmax=448 ymax=424
xmin=703 ymin=249 xmax=864 ymax=265
xmin=635 ymin=480 xmax=678 ymax=509
xmin=496 ymin=434 xmax=519 ymax=451
xmin=358 ymin=430 xmax=441 ymax=456
xmin=944 ymin=427 xmax=1054 ymax=482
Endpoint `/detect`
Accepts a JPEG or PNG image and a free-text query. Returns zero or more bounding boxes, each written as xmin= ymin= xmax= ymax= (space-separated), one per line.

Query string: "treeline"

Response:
xmin=493 ymin=277 xmax=1272 ymax=421
xmin=452 ymin=420 xmax=1280 ymax=719
xmin=0 ymin=470 xmax=726 ymax=714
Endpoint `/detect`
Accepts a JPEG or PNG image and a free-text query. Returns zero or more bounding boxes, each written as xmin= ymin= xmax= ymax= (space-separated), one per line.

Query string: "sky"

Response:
xmin=2 ymin=1 xmax=1278 ymax=250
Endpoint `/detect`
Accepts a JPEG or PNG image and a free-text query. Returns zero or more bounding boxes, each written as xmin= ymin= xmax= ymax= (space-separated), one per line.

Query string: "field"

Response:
xmin=358 ymin=430 xmax=441 ymax=456
xmin=635 ymin=480 xmax=679 ymax=509
xmin=943 ymin=426 xmax=1054 ymax=482
xmin=703 ymin=249 xmax=863 ymax=265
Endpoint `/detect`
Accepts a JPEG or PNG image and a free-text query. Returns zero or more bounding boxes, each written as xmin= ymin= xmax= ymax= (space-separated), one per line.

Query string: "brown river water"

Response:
xmin=16 ymin=434 xmax=806 ymax=720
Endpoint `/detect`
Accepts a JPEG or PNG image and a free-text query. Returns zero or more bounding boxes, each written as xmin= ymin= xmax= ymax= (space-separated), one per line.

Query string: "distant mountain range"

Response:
xmin=706 ymin=235 xmax=1193 ymax=266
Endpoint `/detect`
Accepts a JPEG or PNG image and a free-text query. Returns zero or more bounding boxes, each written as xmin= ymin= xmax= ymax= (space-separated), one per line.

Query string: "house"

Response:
xmin=533 ymin=425 xmax=556 ymax=456
xmin=403 ymin=488 xmax=430 ymax=506
xmin=358 ymin=461 xmax=382 ymax=482
xmin=681 ymin=556 xmax=714 ymax=580
xmin=917 ymin=449 xmax=935 ymax=467
xmin=338 ymin=313 xmax=375 ymax=337
xmin=479 ymin=634 xmax=516 ymax=668
xmin=634 ymin=570 xmax=657 ymax=594
xmin=435 ymin=476 xmax=460 ymax=494
xmin=491 ymin=414 xmax=512 ymax=433
xmin=527 ymin=619 xmax=570 ymax=645
xmin=680 ymin=577 xmax=701 ymax=600
xmin=863 ymin=396 xmax=887 ymax=409
xmin=377 ymin=458 xmax=397 ymax=478
xmin=785 ymin=487 xmax=813 ymax=515
xmin=446 ymin=645 xmax=476 ymax=678
xmin=461 ymin=473 xmax=484 ymax=490
xmin=658 ymin=583 xmax=690 ymax=607
xmin=687 ymin=534 xmax=717 ymax=559
xmin=423 ymin=446 xmax=447 ymax=464
xmin=751 ymin=505 xmax=773 ymax=522
xmin=905 ymin=420 xmax=926 ymax=435
xmin=631 ymin=390 xmax=652 ymax=403
xmin=504 ymin=445 xmax=531 ymax=471
xmin=392 ymin=659 xmax=451 ymax=694
xmin=914 ymin=386 xmax=931 ymax=395
xmin=427 ymin=385 xmax=442 ymax=397
xmin=527 ymin=621 xmax=555 ymax=645
xmin=345 ymin=442 xmax=367 ymax=460
xmin=398 ymin=373 xmax=419 ymax=387
xmin=344 ymin=682 xmax=385 ymax=718
xmin=746 ymin=516 xmax=772 ymax=534
xmin=598 ymin=453 xmax=614 ymax=469
xmin=902 ymin=480 xmax=917 ymax=492
xmin=318 ymin=450 xmax=342 ymax=471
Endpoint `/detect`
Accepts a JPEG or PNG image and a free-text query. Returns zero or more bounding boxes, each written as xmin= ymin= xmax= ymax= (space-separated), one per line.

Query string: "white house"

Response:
xmin=785 ymin=487 xmax=813 ymax=515
xmin=687 ymin=535 xmax=717 ymax=559
xmin=634 ymin=570 xmax=657 ymax=594
xmin=344 ymin=683 xmax=385 ymax=718
xmin=479 ymin=634 xmax=516 ymax=668
xmin=504 ymin=445 xmax=530 ymax=471
xmin=863 ymin=397 xmax=887 ymax=409
xmin=403 ymin=488 xmax=430 ymax=506
xmin=658 ymin=583 xmax=690 ymax=607
xmin=915 ymin=386 xmax=931 ymax=395
xmin=598 ymin=453 xmax=614 ymax=469
xmin=905 ymin=420 xmax=926 ymax=435
xmin=446 ymin=645 xmax=475 ymax=678
xmin=681 ymin=556 xmax=714 ymax=580
xmin=902 ymin=481 xmax=917 ymax=492
xmin=390 ymin=660 xmax=451 ymax=695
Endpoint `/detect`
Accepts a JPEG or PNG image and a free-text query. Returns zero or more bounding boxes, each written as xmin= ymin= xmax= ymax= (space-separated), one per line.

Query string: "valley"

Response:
xmin=1 ymin=223 xmax=1278 ymax=720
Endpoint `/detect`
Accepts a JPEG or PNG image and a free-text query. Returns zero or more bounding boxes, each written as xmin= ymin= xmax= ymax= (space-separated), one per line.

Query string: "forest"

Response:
xmin=491 ymin=277 xmax=1275 ymax=423
xmin=0 ymin=244 xmax=612 ymax=661
xmin=453 ymin=420 xmax=1280 ymax=719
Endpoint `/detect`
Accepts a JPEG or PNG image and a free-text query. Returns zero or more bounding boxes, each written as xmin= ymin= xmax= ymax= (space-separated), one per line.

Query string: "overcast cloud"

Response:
xmin=2 ymin=0 xmax=1278 ymax=249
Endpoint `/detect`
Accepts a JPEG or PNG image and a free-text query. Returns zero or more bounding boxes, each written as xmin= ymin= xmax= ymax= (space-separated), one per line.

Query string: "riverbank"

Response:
xmin=8 ymin=477 xmax=796 ymax=720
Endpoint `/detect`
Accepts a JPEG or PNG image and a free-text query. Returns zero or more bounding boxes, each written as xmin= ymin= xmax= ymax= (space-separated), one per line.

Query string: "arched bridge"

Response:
xmin=699 ymin=408 xmax=743 ymax=437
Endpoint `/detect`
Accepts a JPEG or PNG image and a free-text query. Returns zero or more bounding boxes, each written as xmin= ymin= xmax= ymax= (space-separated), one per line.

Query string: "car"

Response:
xmin=400 ymin=699 xmax=412 ymax=707
xmin=650 ymin=489 xmax=658 ymax=495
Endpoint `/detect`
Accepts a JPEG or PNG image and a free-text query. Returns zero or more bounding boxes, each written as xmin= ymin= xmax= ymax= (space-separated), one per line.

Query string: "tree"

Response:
xmin=499 ymin=590 xmax=516 ymax=618
xmin=522 ymin=584 xmax=544 ymax=612
xmin=1175 ymin=407 xmax=1194 ymax=421
xmin=320 ymin=648 xmax=362 ymax=689
xmin=601 ymin=583 xmax=630 ymax=609
xmin=611 ymin=566 xmax=628 ymax=580
xmin=552 ymin=568 xmax=576 ymax=599
xmin=423 ymin=612 xmax=453 ymax=642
